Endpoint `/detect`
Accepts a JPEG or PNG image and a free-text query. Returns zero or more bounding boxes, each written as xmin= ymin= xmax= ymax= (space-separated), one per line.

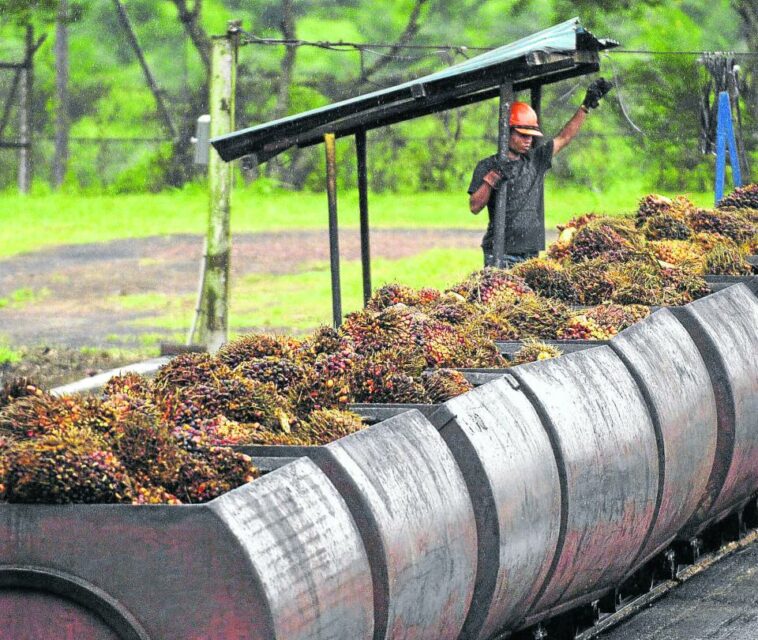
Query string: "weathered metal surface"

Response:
xmin=510 ymin=346 xmax=659 ymax=618
xmin=0 ymin=458 xmax=373 ymax=640
xmin=435 ymin=377 xmax=561 ymax=640
xmin=347 ymin=403 xmax=440 ymax=424
xmin=610 ymin=308 xmax=718 ymax=562
xmin=671 ymin=285 xmax=758 ymax=524
xmin=310 ymin=410 xmax=477 ymax=640
xmin=496 ymin=339 xmax=608 ymax=357
xmin=210 ymin=458 xmax=374 ymax=640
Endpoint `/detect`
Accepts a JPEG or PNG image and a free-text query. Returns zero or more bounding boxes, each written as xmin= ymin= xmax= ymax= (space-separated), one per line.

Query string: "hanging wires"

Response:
xmin=602 ymin=51 xmax=645 ymax=136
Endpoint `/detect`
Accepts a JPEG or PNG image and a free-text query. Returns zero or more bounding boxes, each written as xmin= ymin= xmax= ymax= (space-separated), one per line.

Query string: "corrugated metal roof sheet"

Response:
xmin=212 ymin=18 xmax=617 ymax=163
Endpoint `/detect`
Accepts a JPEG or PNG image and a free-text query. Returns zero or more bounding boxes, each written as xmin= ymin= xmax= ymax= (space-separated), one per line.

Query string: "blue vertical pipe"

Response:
xmin=715 ymin=91 xmax=742 ymax=205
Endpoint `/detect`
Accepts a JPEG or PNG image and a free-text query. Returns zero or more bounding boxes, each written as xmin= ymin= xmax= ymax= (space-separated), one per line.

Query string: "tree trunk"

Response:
xmin=17 ymin=25 xmax=33 ymax=194
xmin=53 ymin=0 xmax=69 ymax=188
xmin=170 ymin=0 xmax=212 ymax=75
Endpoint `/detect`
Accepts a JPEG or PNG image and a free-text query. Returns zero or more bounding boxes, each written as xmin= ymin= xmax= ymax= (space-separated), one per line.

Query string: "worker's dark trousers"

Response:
xmin=483 ymin=251 xmax=537 ymax=268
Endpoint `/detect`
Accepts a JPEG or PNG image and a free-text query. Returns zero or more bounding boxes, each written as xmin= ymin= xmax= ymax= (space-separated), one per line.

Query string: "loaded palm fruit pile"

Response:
xmin=1 ymin=188 xmax=755 ymax=504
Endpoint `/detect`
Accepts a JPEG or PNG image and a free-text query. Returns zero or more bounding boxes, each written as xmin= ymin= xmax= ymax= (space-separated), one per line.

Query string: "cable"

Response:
xmin=602 ymin=52 xmax=645 ymax=136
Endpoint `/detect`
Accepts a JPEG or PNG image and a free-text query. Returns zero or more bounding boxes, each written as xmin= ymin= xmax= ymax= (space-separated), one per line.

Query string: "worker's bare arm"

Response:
xmin=469 ymin=170 xmax=502 ymax=214
xmin=552 ymin=107 xmax=588 ymax=156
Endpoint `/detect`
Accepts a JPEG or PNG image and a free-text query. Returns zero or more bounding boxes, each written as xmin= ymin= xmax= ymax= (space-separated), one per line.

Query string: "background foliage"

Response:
xmin=0 ymin=0 xmax=755 ymax=194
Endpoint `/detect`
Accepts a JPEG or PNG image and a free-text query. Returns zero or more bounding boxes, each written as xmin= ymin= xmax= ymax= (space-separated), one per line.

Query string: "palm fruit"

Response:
xmin=240 ymin=427 xmax=312 ymax=446
xmin=171 ymin=415 xmax=255 ymax=448
xmin=428 ymin=298 xmax=480 ymax=326
xmin=510 ymin=339 xmax=563 ymax=365
xmin=649 ymin=240 xmax=704 ymax=270
xmin=717 ymin=183 xmax=758 ymax=210
xmin=217 ymin=333 xmax=297 ymax=368
xmin=300 ymin=325 xmax=345 ymax=359
xmin=503 ymin=293 xmax=571 ymax=339
xmin=174 ymin=446 xmax=258 ymax=503
xmin=659 ymin=267 xmax=710 ymax=303
xmin=642 ymin=212 xmax=692 ymax=240
xmin=288 ymin=349 xmax=356 ymax=416
xmin=349 ymin=358 xmax=430 ymax=404
xmin=153 ymin=353 xmax=232 ymax=390
xmin=417 ymin=287 xmax=442 ymax=307
xmin=0 ymin=392 xmax=83 ymax=439
xmin=702 ymin=242 xmax=752 ymax=275
xmin=567 ymin=221 xmax=638 ymax=263
xmin=339 ymin=305 xmax=415 ymax=355
xmin=420 ymin=369 xmax=473 ymax=403
xmin=0 ymin=377 xmax=43 ymax=409
xmin=511 ymin=258 xmax=578 ymax=302
xmin=465 ymin=310 xmax=519 ymax=341
xmin=298 ymin=408 xmax=365 ymax=445
xmin=687 ymin=208 xmax=753 ymax=243
xmin=233 ymin=356 xmax=309 ymax=393
xmin=584 ymin=303 xmax=650 ymax=333
xmin=417 ymin=319 xmax=469 ymax=369
xmin=566 ymin=259 xmax=615 ymax=305
xmin=606 ymin=260 xmax=665 ymax=306
xmin=450 ymin=267 xmax=532 ymax=304
xmin=635 ymin=194 xmax=674 ymax=227
xmin=132 ymin=483 xmax=182 ymax=505
xmin=557 ymin=314 xmax=614 ymax=340
xmin=2 ymin=427 xmax=135 ymax=504
xmin=366 ymin=283 xmax=421 ymax=311
xmin=102 ymin=372 xmax=152 ymax=399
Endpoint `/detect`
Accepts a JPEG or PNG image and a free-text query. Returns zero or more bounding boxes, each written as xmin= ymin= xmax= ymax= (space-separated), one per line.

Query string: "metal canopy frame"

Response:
xmin=211 ymin=18 xmax=618 ymax=327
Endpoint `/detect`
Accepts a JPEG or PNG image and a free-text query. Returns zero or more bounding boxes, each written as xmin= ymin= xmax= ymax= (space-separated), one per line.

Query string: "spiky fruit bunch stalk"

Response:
xmin=366 ymin=283 xmax=421 ymax=311
xmin=298 ymin=408 xmax=365 ymax=445
xmin=584 ymin=303 xmax=650 ymax=333
xmin=2 ymin=427 xmax=135 ymax=504
xmin=465 ymin=310 xmax=519 ymax=341
xmin=717 ymin=183 xmax=758 ymax=210
xmin=649 ymin=240 xmax=704 ymax=270
xmin=510 ymin=339 xmax=562 ymax=365
xmin=557 ymin=315 xmax=614 ymax=340
xmin=642 ymin=213 xmax=692 ymax=240
xmin=217 ymin=333 xmax=298 ymax=368
xmin=420 ymin=369 xmax=473 ymax=403
xmin=450 ymin=268 xmax=532 ymax=304
xmin=687 ymin=209 xmax=754 ymax=243
xmin=606 ymin=260 xmax=666 ymax=306
xmin=702 ymin=242 xmax=752 ymax=275
xmin=566 ymin=259 xmax=616 ymax=305
xmin=0 ymin=393 xmax=85 ymax=439
xmin=240 ymin=428 xmax=313 ymax=446
xmin=511 ymin=258 xmax=578 ymax=302
xmin=503 ymin=294 xmax=571 ymax=339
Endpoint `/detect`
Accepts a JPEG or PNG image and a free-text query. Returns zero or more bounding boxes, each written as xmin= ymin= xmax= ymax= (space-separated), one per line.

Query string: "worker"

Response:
xmin=468 ymin=78 xmax=614 ymax=267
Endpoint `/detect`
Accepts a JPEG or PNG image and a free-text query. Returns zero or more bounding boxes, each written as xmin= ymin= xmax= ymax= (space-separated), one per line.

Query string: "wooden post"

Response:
xmin=18 ymin=25 xmax=33 ymax=194
xmin=196 ymin=22 xmax=239 ymax=352
xmin=53 ymin=0 xmax=69 ymax=188
xmin=492 ymin=82 xmax=514 ymax=268
xmin=324 ymin=132 xmax=342 ymax=327
xmin=356 ymin=129 xmax=371 ymax=306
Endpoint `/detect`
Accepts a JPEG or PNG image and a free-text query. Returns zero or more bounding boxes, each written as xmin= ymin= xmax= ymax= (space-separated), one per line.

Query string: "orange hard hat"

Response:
xmin=509 ymin=101 xmax=543 ymax=137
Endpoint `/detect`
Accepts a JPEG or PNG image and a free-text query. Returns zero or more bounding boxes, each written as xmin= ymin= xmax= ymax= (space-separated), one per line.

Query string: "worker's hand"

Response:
xmin=483 ymin=170 xmax=504 ymax=190
xmin=582 ymin=77 xmax=614 ymax=109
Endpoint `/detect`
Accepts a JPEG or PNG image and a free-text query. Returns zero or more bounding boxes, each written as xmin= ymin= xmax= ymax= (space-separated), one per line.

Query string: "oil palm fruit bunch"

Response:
xmin=606 ymin=260 xmax=665 ymax=306
xmin=504 ymin=293 xmax=571 ymax=339
xmin=649 ymin=240 xmax=704 ymax=270
xmin=557 ymin=314 xmax=613 ymax=340
xmin=687 ymin=208 xmax=753 ymax=243
xmin=0 ymin=392 xmax=82 ymax=439
xmin=153 ymin=353 xmax=232 ymax=391
xmin=171 ymin=415 xmax=252 ymax=448
xmin=458 ymin=327 xmax=508 ymax=368
xmin=567 ymin=220 xmax=638 ymax=263
xmin=659 ymin=267 xmax=710 ymax=303
xmin=428 ymin=298 xmax=480 ymax=326
xmin=450 ymin=268 xmax=532 ymax=304
xmin=172 ymin=445 xmax=257 ymax=503
xmin=418 ymin=320 xmax=470 ymax=369
xmin=366 ymin=283 xmax=421 ymax=311
xmin=349 ymin=358 xmax=429 ymax=404
xmin=340 ymin=305 xmax=416 ymax=355
xmin=702 ymin=242 xmax=752 ymax=275
xmin=102 ymin=372 xmax=152 ymax=399
xmin=288 ymin=349 xmax=356 ymax=416
xmin=511 ymin=258 xmax=578 ymax=302
xmin=2 ymin=427 xmax=135 ymax=504
xmin=717 ymin=183 xmax=758 ymax=209
xmin=510 ymin=339 xmax=562 ymax=365
xmin=417 ymin=287 xmax=442 ymax=307
xmin=566 ymin=259 xmax=616 ymax=305
xmin=465 ymin=310 xmax=519 ymax=341
xmin=635 ymin=194 xmax=674 ymax=227
xmin=0 ymin=377 xmax=42 ymax=409
xmin=642 ymin=212 xmax=692 ymax=241
xmin=298 ymin=408 xmax=365 ymax=445
xmin=300 ymin=325 xmax=345 ymax=359
xmin=233 ymin=356 xmax=310 ymax=394
xmin=217 ymin=333 xmax=297 ymax=368
xmin=584 ymin=303 xmax=650 ymax=334
xmin=420 ymin=369 xmax=473 ymax=403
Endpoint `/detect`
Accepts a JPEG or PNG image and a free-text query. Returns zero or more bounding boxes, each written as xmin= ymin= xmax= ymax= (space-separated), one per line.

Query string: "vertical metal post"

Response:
xmin=324 ymin=132 xmax=342 ymax=327
xmin=492 ymin=82 xmax=514 ymax=268
xmin=531 ymin=84 xmax=545 ymax=245
xmin=196 ymin=21 xmax=238 ymax=352
xmin=18 ymin=25 xmax=33 ymax=194
xmin=356 ymin=129 xmax=372 ymax=306
xmin=53 ymin=0 xmax=69 ymax=188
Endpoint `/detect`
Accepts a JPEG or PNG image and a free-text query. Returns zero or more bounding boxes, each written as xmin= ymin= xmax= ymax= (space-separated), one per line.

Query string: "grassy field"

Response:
xmin=0 ymin=180 xmax=714 ymax=258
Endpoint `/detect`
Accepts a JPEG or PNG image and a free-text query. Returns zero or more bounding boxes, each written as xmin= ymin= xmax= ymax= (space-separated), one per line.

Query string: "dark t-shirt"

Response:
xmin=467 ymin=139 xmax=554 ymax=254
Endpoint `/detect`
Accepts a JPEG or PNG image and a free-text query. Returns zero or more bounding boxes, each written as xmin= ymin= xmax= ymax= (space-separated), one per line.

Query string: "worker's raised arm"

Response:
xmin=469 ymin=170 xmax=503 ymax=214
xmin=552 ymin=77 xmax=614 ymax=157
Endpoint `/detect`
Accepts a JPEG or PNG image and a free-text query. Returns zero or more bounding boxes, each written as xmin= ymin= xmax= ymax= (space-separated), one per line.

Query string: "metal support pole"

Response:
xmin=356 ymin=129 xmax=372 ymax=306
xmin=492 ymin=82 xmax=514 ymax=268
xmin=18 ymin=25 xmax=33 ymax=194
xmin=53 ymin=0 xmax=69 ymax=188
xmin=324 ymin=132 xmax=343 ymax=327
xmin=196 ymin=21 xmax=238 ymax=352
xmin=531 ymin=84 xmax=545 ymax=245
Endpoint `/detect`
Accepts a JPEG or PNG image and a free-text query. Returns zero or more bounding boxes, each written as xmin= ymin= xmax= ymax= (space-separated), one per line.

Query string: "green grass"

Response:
xmin=0 ymin=342 xmax=21 ymax=365
xmin=131 ymin=247 xmax=483 ymax=334
xmin=0 ymin=182 xmax=714 ymax=259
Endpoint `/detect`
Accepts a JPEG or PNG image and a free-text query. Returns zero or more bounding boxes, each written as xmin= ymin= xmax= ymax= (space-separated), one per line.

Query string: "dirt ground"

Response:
xmin=4 ymin=228 xmax=541 ymax=388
